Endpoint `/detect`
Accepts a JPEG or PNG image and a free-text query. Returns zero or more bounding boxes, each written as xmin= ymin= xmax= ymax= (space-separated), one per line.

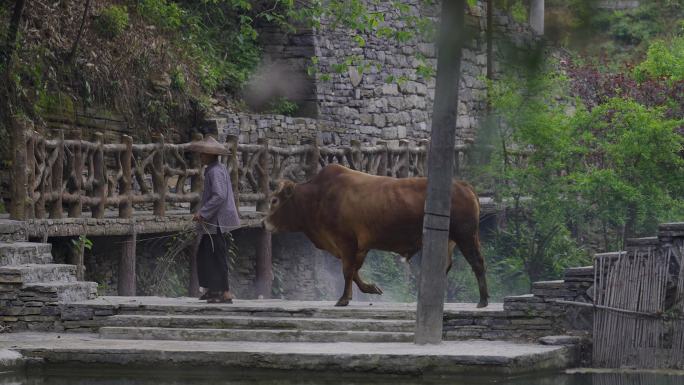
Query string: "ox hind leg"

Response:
xmin=335 ymin=257 xmax=356 ymax=307
xmin=455 ymin=234 xmax=489 ymax=308
xmin=353 ymin=250 xmax=383 ymax=295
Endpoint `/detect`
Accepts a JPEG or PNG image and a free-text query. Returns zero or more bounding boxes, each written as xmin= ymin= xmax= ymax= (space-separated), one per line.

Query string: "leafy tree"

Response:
xmin=476 ymin=58 xmax=684 ymax=285
xmin=635 ymin=36 xmax=684 ymax=82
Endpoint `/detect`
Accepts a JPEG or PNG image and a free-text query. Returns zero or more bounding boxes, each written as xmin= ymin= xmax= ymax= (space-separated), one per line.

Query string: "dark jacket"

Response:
xmin=197 ymin=162 xmax=240 ymax=234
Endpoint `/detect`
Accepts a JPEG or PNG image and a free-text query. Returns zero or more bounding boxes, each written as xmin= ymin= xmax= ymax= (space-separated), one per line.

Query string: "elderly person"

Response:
xmin=190 ymin=136 xmax=240 ymax=303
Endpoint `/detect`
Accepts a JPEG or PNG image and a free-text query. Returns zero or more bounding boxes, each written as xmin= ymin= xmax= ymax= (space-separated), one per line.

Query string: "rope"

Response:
xmin=553 ymin=299 xmax=664 ymax=319
xmin=112 ymin=220 xmax=250 ymax=246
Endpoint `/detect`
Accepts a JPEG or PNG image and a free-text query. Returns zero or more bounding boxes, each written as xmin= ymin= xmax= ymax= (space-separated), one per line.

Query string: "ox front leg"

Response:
xmin=353 ymin=271 xmax=383 ymax=295
xmin=353 ymin=251 xmax=383 ymax=295
xmin=335 ymin=259 xmax=355 ymax=307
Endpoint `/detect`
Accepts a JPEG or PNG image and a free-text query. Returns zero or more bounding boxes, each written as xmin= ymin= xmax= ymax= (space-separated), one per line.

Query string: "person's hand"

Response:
xmin=192 ymin=213 xmax=203 ymax=222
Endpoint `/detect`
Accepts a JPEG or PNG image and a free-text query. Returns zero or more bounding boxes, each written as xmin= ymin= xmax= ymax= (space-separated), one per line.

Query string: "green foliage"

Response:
xmin=134 ymin=0 xmax=301 ymax=93
xmin=477 ymin=61 xmax=684 ymax=283
xmin=510 ymin=1 xmax=528 ymax=24
xmin=170 ymin=65 xmax=187 ymax=91
xmin=138 ymin=0 xmax=183 ymax=30
xmin=36 ymin=91 xmax=75 ymax=116
xmin=265 ymin=97 xmax=298 ymax=116
xmin=606 ymin=5 xmax=664 ymax=45
xmin=635 ymin=36 xmax=684 ymax=81
xmin=70 ymin=235 xmax=93 ymax=254
xmin=94 ymin=5 xmax=129 ymax=39
xmin=360 ymin=251 xmax=415 ymax=302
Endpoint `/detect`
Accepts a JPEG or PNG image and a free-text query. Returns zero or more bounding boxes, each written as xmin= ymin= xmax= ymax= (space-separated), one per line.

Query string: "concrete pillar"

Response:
xmin=529 ymin=0 xmax=544 ymax=35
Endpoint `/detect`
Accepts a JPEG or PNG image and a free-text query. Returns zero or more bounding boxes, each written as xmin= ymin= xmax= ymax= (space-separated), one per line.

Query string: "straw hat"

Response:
xmin=188 ymin=136 xmax=229 ymax=155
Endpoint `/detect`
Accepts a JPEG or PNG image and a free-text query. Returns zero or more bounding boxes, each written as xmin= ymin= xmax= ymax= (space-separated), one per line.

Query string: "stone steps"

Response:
xmin=0 ymin=242 xmax=53 ymax=266
xmin=2 ymin=332 xmax=580 ymax=376
xmin=61 ymin=297 xmax=560 ymax=341
xmin=531 ymin=280 xmax=565 ymax=298
xmin=0 ymin=264 xmax=77 ymax=284
xmin=117 ymin=304 xmax=417 ymax=320
xmin=99 ymin=326 xmax=415 ymax=343
xmin=80 ymin=314 xmax=416 ymax=333
xmin=22 ymin=281 xmax=98 ymax=303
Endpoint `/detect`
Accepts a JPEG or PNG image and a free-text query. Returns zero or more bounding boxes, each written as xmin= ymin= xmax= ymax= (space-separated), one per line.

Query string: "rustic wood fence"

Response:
xmin=593 ymin=240 xmax=684 ymax=369
xmin=10 ymin=130 xmax=474 ymax=221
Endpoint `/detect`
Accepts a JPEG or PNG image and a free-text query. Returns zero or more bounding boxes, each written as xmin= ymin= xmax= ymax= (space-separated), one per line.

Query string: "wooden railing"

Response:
xmin=10 ymin=130 xmax=473 ymax=220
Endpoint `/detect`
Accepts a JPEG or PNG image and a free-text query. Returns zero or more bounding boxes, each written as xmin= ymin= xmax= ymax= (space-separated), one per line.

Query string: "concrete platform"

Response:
xmin=0 ymin=332 xmax=577 ymax=376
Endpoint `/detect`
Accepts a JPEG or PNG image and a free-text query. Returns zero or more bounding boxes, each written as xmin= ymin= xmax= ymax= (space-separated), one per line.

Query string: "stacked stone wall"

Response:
xmin=213 ymin=0 xmax=538 ymax=147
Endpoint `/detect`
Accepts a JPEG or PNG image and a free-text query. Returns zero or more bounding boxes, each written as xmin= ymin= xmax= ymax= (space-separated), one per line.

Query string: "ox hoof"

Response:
xmin=477 ymin=300 xmax=488 ymax=308
xmin=369 ymin=284 xmax=383 ymax=295
xmin=335 ymin=298 xmax=350 ymax=307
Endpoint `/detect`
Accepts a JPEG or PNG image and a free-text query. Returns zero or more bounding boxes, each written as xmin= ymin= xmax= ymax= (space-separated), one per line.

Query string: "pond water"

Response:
xmin=2 ymin=369 xmax=684 ymax=385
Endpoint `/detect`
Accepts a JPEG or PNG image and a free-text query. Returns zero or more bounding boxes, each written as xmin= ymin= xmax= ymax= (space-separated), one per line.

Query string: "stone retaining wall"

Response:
xmin=0 ymin=279 xmax=63 ymax=331
xmin=212 ymin=0 xmax=538 ymax=147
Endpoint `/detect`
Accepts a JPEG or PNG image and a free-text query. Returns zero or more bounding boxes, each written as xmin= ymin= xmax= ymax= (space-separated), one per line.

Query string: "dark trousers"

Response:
xmin=197 ymin=229 xmax=230 ymax=293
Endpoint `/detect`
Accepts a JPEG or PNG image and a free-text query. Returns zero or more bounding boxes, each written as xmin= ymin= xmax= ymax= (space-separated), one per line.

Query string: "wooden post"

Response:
xmin=350 ymin=139 xmax=362 ymax=171
xmin=377 ymin=140 xmax=388 ymax=177
xmin=188 ymin=236 xmax=200 ymax=297
xmin=119 ymin=135 xmax=133 ymax=219
xmin=68 ymin=131 xmax=82 ymax=218
xmin=415 ymin=0 xmax=467 ymax=345
xmin=304 ymin=137 xmax=320 ymax=180
xmin=398 ymin=139 xmax=410 ymax=178
xmin=418 ymin=139 xmax=430 ymax=177
xmin=35 ymin=135 xmax=47 ymax=219
xmin=255 ymin=228 xmax=273 ymax=299
xmin=454 ymin=146 xmax=463 ymax=178
xmin=25 ymin=131 xmax=35 ymax=219
xmin=118 ymin=135 xmax=136 ymax=296
xmin=225 ymin=134 xmax=239 ymax=209
xmin=152 ymin=134 xmax=166 ymax=216
xmin=118 ymin=225 xmax=136 ymax=296
xmin=255 ymin=137 xmax=273 ymax=299
xmin=92 ymin=132 xmax=106 ymax=219
xmin=190 ymin=133 xmax=203 ymax=213
xmin=255 ymin=138 xmax=270 ymax=213
xmin=188 ymin=133 xmax=203 ymax=298
xmin=73 ymin=235 xmax=85 ymax=281
xmin=50 ymin=131 xmax=64 ymax=219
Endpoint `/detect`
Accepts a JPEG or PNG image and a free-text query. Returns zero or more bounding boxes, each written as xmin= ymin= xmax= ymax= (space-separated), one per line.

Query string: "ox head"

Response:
xmin=263 ymin=180 xmax=300 ymax=233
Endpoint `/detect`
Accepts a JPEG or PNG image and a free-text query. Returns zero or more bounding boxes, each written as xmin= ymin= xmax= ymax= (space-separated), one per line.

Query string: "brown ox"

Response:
xmin=263 ymin=164 xmax=488 ymax=307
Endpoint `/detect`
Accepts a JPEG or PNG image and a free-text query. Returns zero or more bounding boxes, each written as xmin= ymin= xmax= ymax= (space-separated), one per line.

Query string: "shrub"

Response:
xmin=476 ymin=62 xmax=684 ymax=285
xmin=266 ymin=97 xmax=298 ymax=116
xmin=635 ymin=37 xmax=684 ymax=82
xmin=608 ymin=10 xmax=660 ymax=44
xmin=94 ymin=5 xmax=129 ymax=39
xmin=137 ymin=0 xmax=183 ymax=30
xmin=170 ymin=66 xmax=186 ymax=91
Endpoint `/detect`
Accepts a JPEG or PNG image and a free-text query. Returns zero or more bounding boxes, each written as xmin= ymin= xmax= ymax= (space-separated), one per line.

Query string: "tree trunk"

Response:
xmin=486 ymin=0 xmax=494 ymax=82
xmin=415 ymin=0 xmax=467 ymax=345
xmin=3 ymin=0 xmax=27 ymax=220
xmin=1 ymin=0 xmax=26 ymax=67
xmin=68 ymin=0 xmax=91 ymax=62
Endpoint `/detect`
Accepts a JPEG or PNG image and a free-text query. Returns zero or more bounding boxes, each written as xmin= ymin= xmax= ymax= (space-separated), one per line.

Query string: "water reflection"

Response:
xmin=2 ymin=370 xmax=684 ymax=385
